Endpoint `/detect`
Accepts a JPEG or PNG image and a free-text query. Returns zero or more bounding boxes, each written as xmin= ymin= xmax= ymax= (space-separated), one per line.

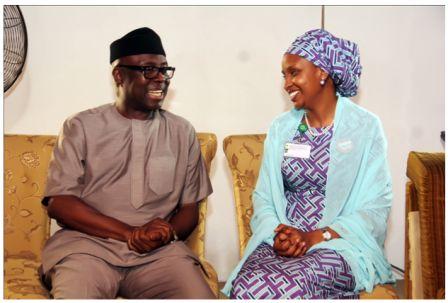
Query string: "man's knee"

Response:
xmin=123 ymin=255 xmax=215 ymax=299
xmin=164 ymin=256 xmax=215 ymax=299
xmin=48 ymin=254 xmax=121 ymax=299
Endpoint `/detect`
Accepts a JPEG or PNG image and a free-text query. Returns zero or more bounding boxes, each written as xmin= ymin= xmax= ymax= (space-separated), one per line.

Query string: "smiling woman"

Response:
xmin=282 ymin=54 xmax=335 ymax=116
xmin=223 ymin=29 xmax=395 ymax=299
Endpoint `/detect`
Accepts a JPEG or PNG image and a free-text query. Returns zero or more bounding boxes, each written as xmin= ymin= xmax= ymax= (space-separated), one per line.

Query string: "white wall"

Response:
xmin=4 ymin=6 xmax=444 ymax=282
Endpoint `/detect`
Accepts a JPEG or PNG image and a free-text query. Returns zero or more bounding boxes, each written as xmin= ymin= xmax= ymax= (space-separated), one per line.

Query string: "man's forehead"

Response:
xmin=119 ymin=53 xmax=168 ymax=65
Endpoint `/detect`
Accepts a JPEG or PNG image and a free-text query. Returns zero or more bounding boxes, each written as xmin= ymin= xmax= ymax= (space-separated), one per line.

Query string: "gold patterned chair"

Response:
xmin=223 ymin=134 xmax=398 ymax=299
xmin=404 ymin=152 xmax=445 ymax=299
xmin=4 ymin=133 xmax=219 ymax=299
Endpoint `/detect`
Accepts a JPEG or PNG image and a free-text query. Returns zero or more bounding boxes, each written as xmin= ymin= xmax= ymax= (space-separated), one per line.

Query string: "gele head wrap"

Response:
xmin=286 ymin=29 xmax=362 ymax=97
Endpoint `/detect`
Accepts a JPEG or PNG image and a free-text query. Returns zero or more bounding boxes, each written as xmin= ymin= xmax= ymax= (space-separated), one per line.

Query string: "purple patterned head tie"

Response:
xmin=286 ymin=29 xmax=362 ymax=97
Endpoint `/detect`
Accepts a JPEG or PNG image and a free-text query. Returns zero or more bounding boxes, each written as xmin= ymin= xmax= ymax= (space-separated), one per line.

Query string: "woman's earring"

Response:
xmin=320 ymin=79 xmax=325 ymax=86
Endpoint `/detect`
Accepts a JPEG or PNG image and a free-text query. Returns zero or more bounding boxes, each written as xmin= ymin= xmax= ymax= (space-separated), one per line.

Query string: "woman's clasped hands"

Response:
xmin=273 ymin=224 xmax=321 ymax=258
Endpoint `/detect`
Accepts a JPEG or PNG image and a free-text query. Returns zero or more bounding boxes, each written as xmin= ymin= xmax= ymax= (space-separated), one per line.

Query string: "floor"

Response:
xmin=217 ymin=279 xmax=405 ymax=299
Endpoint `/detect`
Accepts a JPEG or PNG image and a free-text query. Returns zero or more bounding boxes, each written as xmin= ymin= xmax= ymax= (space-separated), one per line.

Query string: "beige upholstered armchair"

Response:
xmin=223 ymin=134 xmax=398 ymax=299
xmin=4 ymin=133 xmax=219 ymax=299
xmin=4 ymin=135 xmax=54 ymax=299
xmin=405 ymin=152 xmax=445 ymax=299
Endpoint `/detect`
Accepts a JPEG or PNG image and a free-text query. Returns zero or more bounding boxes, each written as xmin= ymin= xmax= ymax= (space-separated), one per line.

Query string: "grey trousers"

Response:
xmin=42 ymin=252 xmax=215 ymax=299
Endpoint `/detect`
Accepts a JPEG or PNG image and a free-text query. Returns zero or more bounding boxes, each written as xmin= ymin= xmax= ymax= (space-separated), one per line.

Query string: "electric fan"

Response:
xmin=4 ymin=5 xmax=27 ymax=92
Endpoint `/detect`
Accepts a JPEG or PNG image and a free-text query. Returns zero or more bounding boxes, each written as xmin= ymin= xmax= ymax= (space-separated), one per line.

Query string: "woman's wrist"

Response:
xmin=314 ymin=227 xmax=340 ymax=245
xmin=310 ymin=230 xmax=324 ymax=246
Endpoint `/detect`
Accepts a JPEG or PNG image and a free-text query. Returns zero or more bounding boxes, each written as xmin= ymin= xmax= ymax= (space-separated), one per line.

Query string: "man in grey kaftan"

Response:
xmin=39 ymin=27 xmax=214 ymax=299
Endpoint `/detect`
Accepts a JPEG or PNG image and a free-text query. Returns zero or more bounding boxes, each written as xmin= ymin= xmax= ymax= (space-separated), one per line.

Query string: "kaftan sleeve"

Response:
xmin=42 ymin=116 xmax=86 ymax=206
xmin=178 ymin=126 xmax=213 ymax=205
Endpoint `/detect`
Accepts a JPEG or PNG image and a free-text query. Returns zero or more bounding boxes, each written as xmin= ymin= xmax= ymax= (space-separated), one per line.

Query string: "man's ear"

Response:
xmin=112 ymin=67 xmax=123 ymax=85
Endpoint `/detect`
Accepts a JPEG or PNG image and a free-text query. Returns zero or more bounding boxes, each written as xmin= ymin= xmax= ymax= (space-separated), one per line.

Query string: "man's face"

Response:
xmin=115 ymin=54 xmax=170 ymax=112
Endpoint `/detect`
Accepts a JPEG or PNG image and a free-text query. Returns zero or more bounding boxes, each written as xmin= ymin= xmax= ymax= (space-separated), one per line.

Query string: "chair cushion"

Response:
xmin=201 ymin=260 xmax=219 ymax=298
xmin=359 ymin=284 xmax=398 ymax=299
xmin=4 ymin=257 xmax=49 ymax=299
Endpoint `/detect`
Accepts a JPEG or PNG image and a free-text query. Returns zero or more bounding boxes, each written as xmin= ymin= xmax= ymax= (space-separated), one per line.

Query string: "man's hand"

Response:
xmin=141 ymin=218 xmax=174 ymax=243
xmin=127 ymin=218 xmax=174 ymax=254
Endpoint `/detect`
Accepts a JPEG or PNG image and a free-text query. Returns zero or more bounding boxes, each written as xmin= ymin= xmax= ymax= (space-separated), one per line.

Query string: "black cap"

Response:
xmin=109 ymin=27 xmax=166 ymax=63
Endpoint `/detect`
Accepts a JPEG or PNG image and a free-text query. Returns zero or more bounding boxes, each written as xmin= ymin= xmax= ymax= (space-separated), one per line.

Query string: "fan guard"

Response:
xmin=4 ymin=5 xmax=28 ymax=92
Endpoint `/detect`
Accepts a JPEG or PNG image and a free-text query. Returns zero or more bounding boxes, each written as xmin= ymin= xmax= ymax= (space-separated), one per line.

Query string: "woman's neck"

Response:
xmin=304 ymin=93 xmax=337 ymax=128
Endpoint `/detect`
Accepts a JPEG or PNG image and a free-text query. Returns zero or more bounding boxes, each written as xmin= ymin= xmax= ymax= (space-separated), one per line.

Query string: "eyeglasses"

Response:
xmin=118 ymin=65 xmax=175 ymax=80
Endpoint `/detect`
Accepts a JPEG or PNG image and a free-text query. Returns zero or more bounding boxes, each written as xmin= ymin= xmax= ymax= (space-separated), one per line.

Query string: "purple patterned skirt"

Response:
xmin=231 ymin=126 xmax=358 ymax=299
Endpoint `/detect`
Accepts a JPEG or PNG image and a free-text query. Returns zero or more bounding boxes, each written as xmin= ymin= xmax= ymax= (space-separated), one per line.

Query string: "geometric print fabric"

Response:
xmin=231 ymin=125 xmax=358 ymax=299
xmin=286 ymin=29 xmax=362 ymax=98
xmin=282 ymin=126 xmax=333 ymax=231
xmin=231 ymin=244 xmax=358 ymax=299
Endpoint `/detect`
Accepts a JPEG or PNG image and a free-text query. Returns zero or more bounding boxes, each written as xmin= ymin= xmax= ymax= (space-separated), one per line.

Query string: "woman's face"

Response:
xmin=282 ymin=53 xmax=325 ymax=109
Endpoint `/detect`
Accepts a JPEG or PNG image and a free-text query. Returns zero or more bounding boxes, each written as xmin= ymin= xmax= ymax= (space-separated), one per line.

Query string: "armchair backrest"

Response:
xmin=222 ymin=134 xmax=266 ymax=258
xmin=405 ymin=151 xmax=445 ymax=299
xmin=4 ymin=135 xmax=55 ymax=261
xmin=185 ymin=133 xmax=217 ymax=260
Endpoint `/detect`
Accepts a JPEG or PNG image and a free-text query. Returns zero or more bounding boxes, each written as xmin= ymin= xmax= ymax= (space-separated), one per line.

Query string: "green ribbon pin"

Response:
xmin=298 ymin=123 xmax=308 ymax=133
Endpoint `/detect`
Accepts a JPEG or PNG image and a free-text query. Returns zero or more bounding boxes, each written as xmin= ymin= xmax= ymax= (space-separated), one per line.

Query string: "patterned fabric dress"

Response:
xmin=231 ymin=125 xmax=359 ymax=299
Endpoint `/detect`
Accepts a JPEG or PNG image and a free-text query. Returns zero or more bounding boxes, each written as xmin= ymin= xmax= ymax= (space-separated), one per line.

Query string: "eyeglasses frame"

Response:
xmin=117 ymin=64 xmax=176 ymax=80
